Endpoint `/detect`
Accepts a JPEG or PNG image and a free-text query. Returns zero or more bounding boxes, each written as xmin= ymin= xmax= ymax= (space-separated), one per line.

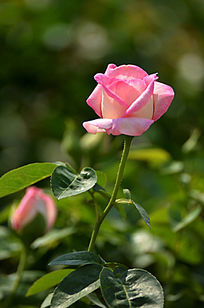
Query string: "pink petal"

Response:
xmin=83 ymin=119 xmax=113 ymax=134
xmin=11 ymin=187 xmax=57 ymax=231
xmin=95 ymin=73 xmax=141 ymax=118
xmin=153 ymin=82 xmax=174 ymax=121
xmin=86 ymin=84 xmax=102 ymax=117
xmin=101 ymin=88 xmax=127 ymax=119
xmin=124 ymin=81 xmax=154 ymax=117
xmin=111 ymin=117 xmax=154 ymax=136
xmin=94 ymin=73 xmax=128 ymax=107
xmin=41 ymin=194 xmax=57 ymax=231
xmin=109 ymin=80 xmax=141 ymax=107
xmin=83 ymin=117 xmax=154 ymax=136
xmin=104 ymin=63 xmax=117 ymax=74
xmin=106 ymin=64 xmax=148 ymax=80
xmin=11 ymin=187 xmax=40 ymax=230
xmin=131 ymin=96 xmax=154 ymax=119
xmin=125 ymin=78 xmax=146 ymax=94
xmin=95 ymin=73 xmax=135 ymax=119
xmin=143 ymin=73 xmax=158 ymax=85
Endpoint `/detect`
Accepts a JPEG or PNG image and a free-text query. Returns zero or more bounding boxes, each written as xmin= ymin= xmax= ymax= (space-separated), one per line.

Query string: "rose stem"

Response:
xmin=4 ymin=243 xmax=27 ymax=308
xmin=88 ymin=135 xmax=133 ymax=252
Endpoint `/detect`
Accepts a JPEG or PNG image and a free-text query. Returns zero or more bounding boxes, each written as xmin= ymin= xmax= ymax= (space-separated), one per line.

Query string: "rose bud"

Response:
xmin=11 ymin=187 xmax=57 ymax=242
xmin=83 ymin=64 xmax=174 ymax=136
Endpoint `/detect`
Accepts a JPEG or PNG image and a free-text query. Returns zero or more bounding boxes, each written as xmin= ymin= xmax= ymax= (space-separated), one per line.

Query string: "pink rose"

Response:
xmin=83 ymin=64 xmax=174 ymax=136
xmin=11 ymin=187 xmax=57 ymax=232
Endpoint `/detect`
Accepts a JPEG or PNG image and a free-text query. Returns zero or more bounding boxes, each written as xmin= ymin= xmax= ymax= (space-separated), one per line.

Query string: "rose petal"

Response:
xmin=132 ymin=96 xmax=154 ymax=119
xmin=104 ymin=63 xmax=117 ymax=74
xmin=95 ymin=73 xmax=134 ymax=119
xmin=125 ymin=78 xmax=147 ymax=94
xmin=86 ymin=65 xmax=119 ymax=117
xmin=83 ymin=117 xmax=154 ymax=136
xmin=86 ymin=84 xmax=102 ymax=117
xmin=124 ymin=81 xmax=154 ymax=117
xmin=153 ymin=82 xmax=174 ymax=121
xmin=111 ymin=117 xmax=154 ymax=136
xmin=83 ymin=119 xmax=113 ymax=134
xmin=95 ymin=73 xmax=141 ymax=109
xmin=94 ymin=73 xmax=128 ymax=107
xmin=11 ymin=187 xmax=57 ymax=231
xmin=110 ymin=80 xmax=141 ymax=106
xmin=84 ymin=64 xmax=174 ymax=137
xmin=41 ymin=194 xmax=57 ymax=231
xmin=11 ymin=188 xmax=37 ymax=230
xmin=106 ymin=64 xmax=148 ymax=80
xmin=101 ymin=88 xmax=127 ymax=119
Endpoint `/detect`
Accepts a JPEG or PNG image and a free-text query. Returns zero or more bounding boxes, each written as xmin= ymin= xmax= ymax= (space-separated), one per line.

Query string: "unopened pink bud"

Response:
xmin=11 ymin=187 xmax=57 ymax=232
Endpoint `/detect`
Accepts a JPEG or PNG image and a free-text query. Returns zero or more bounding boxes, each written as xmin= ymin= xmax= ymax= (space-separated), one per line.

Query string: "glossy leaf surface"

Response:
xmin=51 ymin=166 xmax=97 ymax=199
xmin=51 ymin=264 xmax=102 ymax=308
xmin=0 ymin=163 xmax=57 ymax=198
xmin=100 ymin=268 xmax=164 ymax=307
xmin=49 ymin=250 xmax=105 ymax=267
xmin=132 ymin=201 xmax=151 ymax=228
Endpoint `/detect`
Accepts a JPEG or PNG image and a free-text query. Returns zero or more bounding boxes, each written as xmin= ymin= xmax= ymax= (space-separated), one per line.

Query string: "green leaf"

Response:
xmin=27 ymin=269 xmax=72 ymax=296
xmin=49 ymin=251 xmax=105 ymax=267
xmin=41 ymin=293 xmax=53 ymax=308
xmin=87 ymin=292 xmax=107 ymax=308
xmin=117 ymin=191 xmax=150 ymax=228
xmin=172 ymin=206 xmax=202 ymax=232
xmin=51 ymin=264 xmax=102 ymax=308
xmin=161 ymin=161 xmax=184 ymax=175
xmin=123 ymin=189 xmax=131 ymax=200
xmin=31 ymin=227 xmax=75 ymax=249
xmin=190 ymin=190 xmax=204 ymax=204
xmin=128 ymin=148 xmax=171 ymax=166
xmin=132 ymin=201 xmax=151 ymax=228
xmin=182 ymin=128 xmax=200 ymax=153
xmin=51 ymin=166 xmax=97 ymax=200
xmin=100 ymin=268 xmax=164 ymax=307
xmin=0 ymin=163 xmax=58 ymax=198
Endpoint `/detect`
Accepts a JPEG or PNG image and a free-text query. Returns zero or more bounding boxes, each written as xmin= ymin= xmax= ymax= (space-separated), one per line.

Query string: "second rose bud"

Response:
xmin=11 ymin=187 xmax=57 ymax=244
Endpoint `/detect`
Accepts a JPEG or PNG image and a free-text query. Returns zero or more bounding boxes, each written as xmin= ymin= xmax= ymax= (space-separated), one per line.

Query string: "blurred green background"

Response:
xmin=0 ymin=0 xmax=204 ymax=307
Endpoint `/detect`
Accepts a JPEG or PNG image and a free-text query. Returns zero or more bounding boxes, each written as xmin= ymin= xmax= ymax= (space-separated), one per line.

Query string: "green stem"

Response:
xmin=88 ymin=136 xmax=133 ymax=252
xmin=12 ymin=244 xmax=27 ymax=293
xmin=4 ymin=243 xmax=27 ymax=307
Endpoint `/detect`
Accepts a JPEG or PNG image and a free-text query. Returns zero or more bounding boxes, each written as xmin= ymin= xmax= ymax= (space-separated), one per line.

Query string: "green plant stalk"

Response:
xmin=88 ymin=135 xmax=133 ymax=252
xmin=4 ymin=243 xmax=27 ymax=307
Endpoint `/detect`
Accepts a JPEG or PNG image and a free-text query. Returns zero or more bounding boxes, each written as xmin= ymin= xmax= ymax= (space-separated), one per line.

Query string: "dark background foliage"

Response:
xmin=0 ymin=0 xmax=204 ymax=307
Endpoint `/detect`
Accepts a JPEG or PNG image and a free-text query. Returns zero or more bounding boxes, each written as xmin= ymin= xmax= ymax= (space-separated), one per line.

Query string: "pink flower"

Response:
xmin=83 ymin=64 xmax=174 ymax=136
xmin=11 ymin=187 xmax=57 ymax=232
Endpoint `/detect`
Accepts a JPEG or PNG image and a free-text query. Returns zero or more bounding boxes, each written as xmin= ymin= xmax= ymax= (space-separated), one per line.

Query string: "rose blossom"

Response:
xmin=83 ymin=64 xmax=174 ymax=136
xmin=11 ymin=187 xmax=57 ymax=232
